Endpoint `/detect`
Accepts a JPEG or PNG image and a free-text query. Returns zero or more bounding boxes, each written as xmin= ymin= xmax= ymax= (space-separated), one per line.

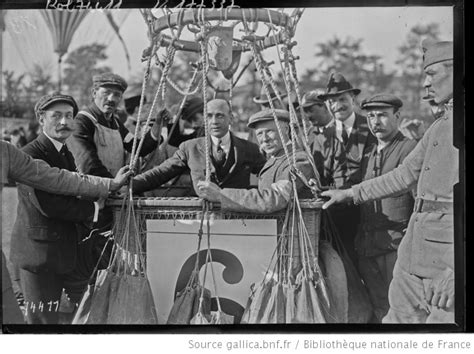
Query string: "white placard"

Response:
xmin=146 ymin=218 xmax=277 ymax=324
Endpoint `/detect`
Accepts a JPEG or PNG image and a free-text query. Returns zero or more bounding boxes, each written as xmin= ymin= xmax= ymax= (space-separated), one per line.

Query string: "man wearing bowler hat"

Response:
xmin=322 ymin=40 xmax=457 ymax=323
xmin=318 ymin=73 xmax=377 ymax=265
xmin=302 ymin=89 xmax=348 ymax=188
xmin=355 ymin=93 xmax=418 ymax=322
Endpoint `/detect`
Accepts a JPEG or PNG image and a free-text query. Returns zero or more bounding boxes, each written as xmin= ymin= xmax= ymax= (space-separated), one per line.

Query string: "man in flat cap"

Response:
xmin=354 ymin=94 xmax=418 ymax=322
xmin=322 ymin=40 xmax=457 ymax=323
xmin=68 ymin=73 xmax=163 ymax=180
xmin=2 ymin=141 xmax=130 ymax=324
xmin=303 ymin=89 xmax=348 ymax=189
xmin=8 ymin=93 xmax=131 ymax=324
xmin=131 ymin=99 xmax=266 ymax=195
xmin=318 ymin=73 xmax=377 ymax=265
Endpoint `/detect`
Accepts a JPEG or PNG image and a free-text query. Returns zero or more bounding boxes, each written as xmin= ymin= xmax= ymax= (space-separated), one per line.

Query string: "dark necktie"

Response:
xmin=214 ymin=139 xmax=226 ymax=167
xmin=59 ymin=145 xmax=71 ymax=170
xmin=341 ymin=126 xmax=349 ymax=146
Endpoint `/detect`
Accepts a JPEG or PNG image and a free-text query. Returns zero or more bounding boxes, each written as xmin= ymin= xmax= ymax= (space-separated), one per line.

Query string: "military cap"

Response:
xmin=360 ymin=93 xmax=403 ymax=110
xmin=34 ymin=93 xmax=78 ymax=118
xmin=301 ymin=89 xmax=326 ymax=108
xmin=253 ymin=85 xmax=287 ymax=104
xmin=318 ymin=72 xmax=361 ymax=100
xmin=247 ymin=109 xmax=290 ymax=128
xmin=422 ymin=39 xmax=453 ymax=69
xmin=92 ymin=72 xmax=128 ymax=92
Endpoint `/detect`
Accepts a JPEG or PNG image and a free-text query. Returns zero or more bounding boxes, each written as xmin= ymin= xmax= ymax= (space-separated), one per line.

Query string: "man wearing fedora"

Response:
xmin=355 ymin=93 xmax=418 ymax=322
xmin=322 ymin=40 xmax=457 ymax=323
xmin=302 ymin=89 xmax=348 ymax=189
xmin=318 ymin=73 xmax=377 ymax=265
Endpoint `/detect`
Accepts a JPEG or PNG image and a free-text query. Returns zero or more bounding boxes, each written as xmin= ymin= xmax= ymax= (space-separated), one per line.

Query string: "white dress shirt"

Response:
xmin=335 ymin=112 xmax=356 ymax=142
xmin=211 ymin=131 xmax=231 ymax=156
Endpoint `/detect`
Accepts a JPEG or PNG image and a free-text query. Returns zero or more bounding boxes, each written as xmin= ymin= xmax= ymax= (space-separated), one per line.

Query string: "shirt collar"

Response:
xmin=211 ymin=131 xmax=231 ymax=147
xmin=43 ymin=132 xmax=65 ymax=152
xmin=342 ymin=112 xmax=356 ymax=130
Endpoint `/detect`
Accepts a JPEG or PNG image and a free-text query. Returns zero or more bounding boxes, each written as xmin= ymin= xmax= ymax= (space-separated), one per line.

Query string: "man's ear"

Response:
xmin=91 ymin=87 xmax=97 ymax=98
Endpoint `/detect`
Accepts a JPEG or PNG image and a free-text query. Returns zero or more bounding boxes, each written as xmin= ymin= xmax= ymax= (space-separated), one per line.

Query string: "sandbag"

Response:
xmin=167 ymin=284 xmax=211 ymax=325
xmin=284 ymin=284 xmax=297 ymax=323
xmin=82 ymin=269 xmax=116 ymax=324
xmin=107 ymin=273 xmax=158 ymax=324
xmin=318 ymin=240 xmax=348 ymax=323
xmin=240 ymin=279 xmax=274 ymax=324
xmin=210 ymin=310 xmax=234 ymax=324
xmin=260 ymin=282 xmax=286 ymax=324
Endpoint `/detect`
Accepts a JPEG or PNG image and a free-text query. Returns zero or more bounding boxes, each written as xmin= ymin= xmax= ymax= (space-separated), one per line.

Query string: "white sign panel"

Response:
xmin=146 ymin=218 xmax=277 ymax=324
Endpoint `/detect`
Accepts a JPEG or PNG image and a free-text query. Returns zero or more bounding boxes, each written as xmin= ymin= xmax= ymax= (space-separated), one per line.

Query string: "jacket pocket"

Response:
xmin=420 ymin=213 xmax=453 ymax=244
xmin=27 ymin=227 xmax=60 ymax=242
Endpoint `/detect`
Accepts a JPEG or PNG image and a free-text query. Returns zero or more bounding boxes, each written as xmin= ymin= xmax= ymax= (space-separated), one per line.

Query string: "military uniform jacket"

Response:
xmin=219 ymin=148 xmax=317 ymax=214
xmin=0 ymin=141 xmax=110 ymax=198
xmin=355 ymin=132 xmax=417 ymax=257
xmin=353 ymin=105 xmax=458 ymax=277
xmin=132 ymin=133 xmax=266 ymax=195
xmin=69 ymin=103 xmax=158 ymax=178
xmin=10 ymin=134 xmax=95 ymax=274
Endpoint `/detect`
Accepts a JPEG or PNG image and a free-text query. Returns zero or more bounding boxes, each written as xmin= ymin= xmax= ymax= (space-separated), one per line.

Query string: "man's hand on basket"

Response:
xmin=109 ymin=166 xmax=132 ymax=193
xmin=320 ymin=188 xmax=354 ymax=209
xmin=197 ymin=181 xmax=222 ymax=202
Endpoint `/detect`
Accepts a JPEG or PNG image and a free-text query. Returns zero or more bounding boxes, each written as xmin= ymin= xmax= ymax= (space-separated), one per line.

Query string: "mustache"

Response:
xmin=105 ymin=101 xmax=116 ymax=106
xmin=57 ymin=127 xmax=72 ymax=132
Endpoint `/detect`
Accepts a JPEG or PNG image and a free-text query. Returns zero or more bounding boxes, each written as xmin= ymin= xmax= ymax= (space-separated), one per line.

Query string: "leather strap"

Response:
xmin=413 ymin=198 xmax=453 ymax=214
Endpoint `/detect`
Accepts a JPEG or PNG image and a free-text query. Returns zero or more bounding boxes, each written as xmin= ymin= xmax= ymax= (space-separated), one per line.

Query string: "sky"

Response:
xmin=2 ymin=6 xmax=453 ymax=85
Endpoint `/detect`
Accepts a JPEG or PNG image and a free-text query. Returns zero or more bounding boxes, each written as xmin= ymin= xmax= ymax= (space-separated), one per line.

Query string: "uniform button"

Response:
xmin=433 ymin=141 xmax=438 ymax=146
xmin=425 ymin=167 xmax=430 ymax=171
xmin=415 ymin=218 xmax=418 ymax=222
xmin=422 ymin=192 xmax=425 ymax=197
xmin=434 ymin=195 xmax=438 ymax=200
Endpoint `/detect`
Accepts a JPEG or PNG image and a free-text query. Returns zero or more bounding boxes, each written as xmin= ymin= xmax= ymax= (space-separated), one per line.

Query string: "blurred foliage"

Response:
xmin=62 ymin=43 xmax=112 ymax=108
xmin=3 ymin=22 xmax=444 ymax=127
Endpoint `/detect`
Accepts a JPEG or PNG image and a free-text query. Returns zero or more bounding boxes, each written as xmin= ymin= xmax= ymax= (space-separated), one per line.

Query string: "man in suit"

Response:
xmin=10 ymin=93 xmax=107 ymax=324
xmin=302 ymin=89 xmax=348 ymax=189
xmin=132 ymin=99 xmax=266 ymax=195
xmin=355 ymin=94 xmax=417 ymax=322
xmin=317 ymin=73 xmax=377 ymax=265
xmin=2 ymin=140 xmax=130 ymax=324
xmin=322 ymin=40 xmax=457 ymax=323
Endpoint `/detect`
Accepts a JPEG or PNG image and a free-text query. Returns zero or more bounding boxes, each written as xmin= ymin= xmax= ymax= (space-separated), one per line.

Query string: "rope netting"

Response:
xmin=80 ymin=8 xmax=338 ymax=325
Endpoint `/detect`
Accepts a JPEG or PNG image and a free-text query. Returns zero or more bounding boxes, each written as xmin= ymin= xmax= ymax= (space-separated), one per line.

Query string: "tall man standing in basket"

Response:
xmin=131 ymin=98 xmax=266 ymax=195
xmin=321 ymin=40 xmax=457 ymax=323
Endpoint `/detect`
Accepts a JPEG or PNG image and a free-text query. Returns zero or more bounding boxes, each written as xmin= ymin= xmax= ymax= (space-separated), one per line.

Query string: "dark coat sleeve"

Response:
xmin=69 ymin=114 xmax=113 ymax=178
xmin=119 ymin=118 xmax=158 ymax=156
xmin=132 ymin=142 xmax=190 ymax=194
xmin=248 ymin=142 xmax=266 ymax=175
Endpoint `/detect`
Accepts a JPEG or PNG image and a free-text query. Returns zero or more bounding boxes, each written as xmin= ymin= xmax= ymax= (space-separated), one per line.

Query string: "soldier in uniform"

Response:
xmin=322 ymin=40 xmax=457 ymax=323
xmin=355 ymin=94 xmax=418 ymax=322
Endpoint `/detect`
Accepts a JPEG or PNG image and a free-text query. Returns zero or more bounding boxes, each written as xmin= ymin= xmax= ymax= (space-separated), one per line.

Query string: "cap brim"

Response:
xmin=361 ymin=102 xmax=396 ymax=109
xmin=41 ymin=98 xmax=78 ymax=116
xmin=318 ymin=88 xmax=361 ymax=100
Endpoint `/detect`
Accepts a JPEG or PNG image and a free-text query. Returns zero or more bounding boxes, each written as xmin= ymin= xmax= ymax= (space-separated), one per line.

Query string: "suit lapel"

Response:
xmin=36 ymin=134 xmax=62 ymax=168
xmin=221 ymin=134 xmax=239 ymax=184
xmin=196 ymin=137 xmax=216 ymax=175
